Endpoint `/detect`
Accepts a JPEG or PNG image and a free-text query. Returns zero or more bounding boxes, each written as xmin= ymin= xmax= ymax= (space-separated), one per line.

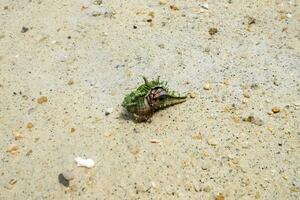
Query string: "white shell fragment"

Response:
xmin=74 ymin=157 xmax=95 ymax=168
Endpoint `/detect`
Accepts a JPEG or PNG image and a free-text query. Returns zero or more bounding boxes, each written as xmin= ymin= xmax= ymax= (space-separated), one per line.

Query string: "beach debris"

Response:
xmin=209 ymin=28 xmax=218 ymax=36
xmin=201 ymin=4 xmax=209 ymax=10
xmin=62 ymin=170 xmax=74 ymax=181
xmin=271 ymin=107 xmax=280 ymax=113
xmin=150 ymin=139 xmax=161 ymax=143
xmin=70 ymin=127 xmax=76 ymax=133
xmin=243 ymin=92 xmax=250 ymax=98
xmin=58 ymin=173 xmax=70 ymax=187
xmin=7 ymin=144 xmax=18 ymax=154
xmin=105 ymin=107 xmax=114 ymax=115
xmin=27 ymin=122 xmax=34 ymax=129
xmin=37 ymin=96 xmax=48 ymax=104
xmin=21 ymin=26 xmax=29 ymax=33
xmin=68 ymin=79 xmax=74 ymax=85
xmin=203 ymin=82 xmax=211 ymax=90
xmin=247 ymin=17 xmax=256 ymax=25
xmin=74 ymin=157 xmax=95 ymax=168
xmin=189 ymin=92 xmax=196 ymax=98
xmin=242 ymin=115 xmax=264 ymax=126
xmin=159 ymin=0 xmax=167 ymax=5
xmin=14 ymin=132 xmax=23 ymax=140
xmin=170 ymin=5 xmax=180 ymax=11
xmin=215 ymin=193 xmax=225 ymax=200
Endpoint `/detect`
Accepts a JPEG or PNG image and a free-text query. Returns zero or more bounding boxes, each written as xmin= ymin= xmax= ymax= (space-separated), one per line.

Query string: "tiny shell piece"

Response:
xmin=74 ymin=157 xmax=95 ymax=168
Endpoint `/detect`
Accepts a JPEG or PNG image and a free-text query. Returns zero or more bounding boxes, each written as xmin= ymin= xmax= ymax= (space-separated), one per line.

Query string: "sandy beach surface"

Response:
xmin=1 ymin=0 xmax=299 ymax=199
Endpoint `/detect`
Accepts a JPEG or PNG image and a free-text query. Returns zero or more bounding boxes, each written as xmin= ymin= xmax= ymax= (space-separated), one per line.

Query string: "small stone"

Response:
xmin=170 ymin=5 xmax=180 ymax=11
xmin=70 ymin=128 xmax=75 ymax=133
xmin=148 ymin=11 xmax=155 ymax=18
xmin=159 ymin=0 xmax=167 ymax=5
xmin=209 ymin=28 xmax=218 ymax=36
xmin=243 ymin=92 xmax=250 ymax=98
xmin=37 ymin=96 xmax=48 ymax=104
xmin=68 ymin=79 xmax=74 ymax=85
xmin=201 ymin=4 xmax=209 ymax=9
xmin=272 ymin=107 xmax=280 ymax=113
xmin=215 ymin=193 xmax=225 ymax=200
xmin=7 ymin=144 xmax=18 ymax=154
xmin=203 ymin=82 xmax=211 ymax=90
xmin=58 ymin=173 xmax=69 ymax=187
xmin=193 ymin=182 xmax=201 ymax=192
xmin=105 ymin=107 xmax=113 ymax=115
xmin=26 ymin=149 xmax=33 ymax=156
xmin=189 ymin=92 xmax=196 ymax=98
xmin=150 ymin=139 xmax=161 ymax=143
xmin=9 ymin=179 xmax=17 ymax=185
xmin=21 ymin=27 xmax=29 ymax=33
xmin=14 ymin=132 xmax=23 ymax=140
xmin=207 ymin=138 xmax=217 ymax=146
xmin=223 ymin=79 xmax=229 ymax=85
xmin=27 ymin=122 xmax=34 ymax=129
xmin=247 ymin=17 xmax=256 ymax=25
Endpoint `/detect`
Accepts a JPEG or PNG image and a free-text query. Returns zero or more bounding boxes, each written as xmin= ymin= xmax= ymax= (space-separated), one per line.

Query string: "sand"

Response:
xmin=0 ymin=0 xmax=299 ymax=199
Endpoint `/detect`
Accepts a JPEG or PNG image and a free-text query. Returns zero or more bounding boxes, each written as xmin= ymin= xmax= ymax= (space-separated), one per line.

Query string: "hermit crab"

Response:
xmin=122 ymin=76 xmax=187 ymax=122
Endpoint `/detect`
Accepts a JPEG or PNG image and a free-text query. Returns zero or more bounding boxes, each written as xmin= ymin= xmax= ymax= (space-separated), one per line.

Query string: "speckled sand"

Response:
xmin=1 ymin=0 xmax=299 ymax=199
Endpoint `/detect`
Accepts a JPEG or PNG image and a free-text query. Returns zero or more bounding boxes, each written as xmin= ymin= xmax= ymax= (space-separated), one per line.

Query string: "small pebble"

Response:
xmin=68 ymin=79 xmax=74 ymax=85
xmin=189 ymin=92 xmax=196 ymax=98
xmin=27 ymin=122 xmax=34 ymax=129
xmin=37 ymin=96 xmax=48 ymax=104
xmin=70 ymin=128 xmax=75 ymax=133
xmin=21 ymin=26 xmax=29 ymax=33
xmin=170 ymin=5 xmax=180 ymax=11
xmin=150 ymin=139 xmax=161 ymax=143
xmin=272 ymin=107 xmax=280 ymax=113
xmin=148 ymin=11 xmax=155 ymax=18
xmin=105 ymin=107 xmax=114 ymax=115
xmin=209 ymin=28 xmax=218 ymax=36
xmin=58 ymin=173 xmax=69 ymax=187
xmin=7 ymin=144 xmax=18 ymax=154
xmin=9 ymin=179 xmax=17 ymax=185
xmin=203 ymin=82 xmax=211 ymax=90
xmin=242 ymin=116 xmax=264 ymax=126
xmin=14 ymin=132 xmax=23 ymax=140
xmin=286 ymin=13 xmax=292 ymax=18
xmin=207 ymin=138 xmax=217 ymax=146
xmin=159 ymin=0 xmax=167 ymax=5
xmin=243 ymin=92 xmax=250 ymax=98
xmin=223 ymin=79 xmax=229 ymax=85
xmin=192 ymin=133 xmax=202 ymax=140
xmin=215 ymin=193 xmax=225 ymax=200
xmin=201 ymin=4 xmax=209 ymax=9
